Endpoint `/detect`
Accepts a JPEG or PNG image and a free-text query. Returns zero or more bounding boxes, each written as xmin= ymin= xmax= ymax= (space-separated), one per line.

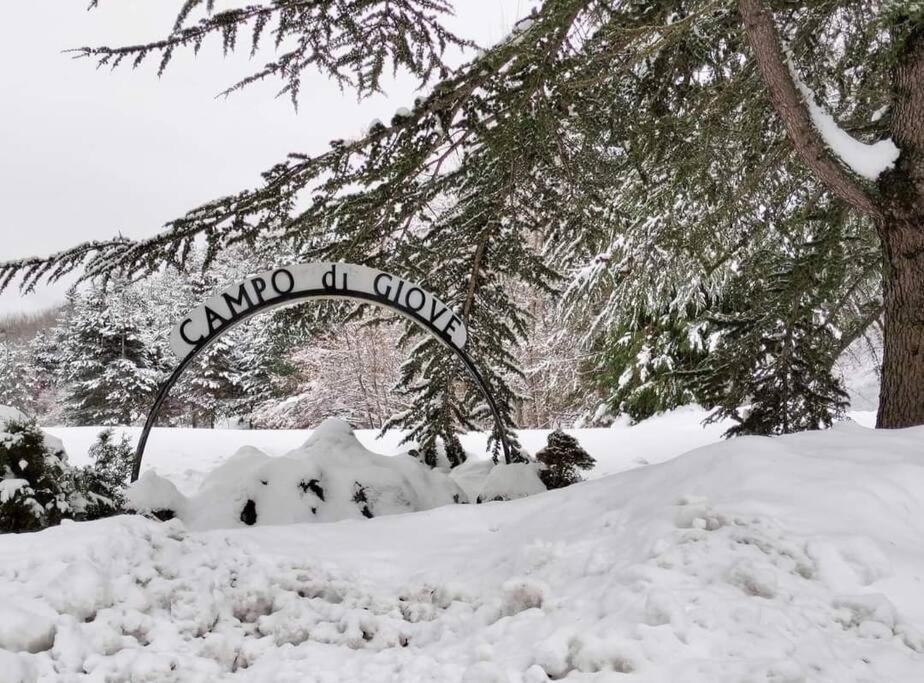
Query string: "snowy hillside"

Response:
xmin=2 ymin=418 xmax=923 ymax=682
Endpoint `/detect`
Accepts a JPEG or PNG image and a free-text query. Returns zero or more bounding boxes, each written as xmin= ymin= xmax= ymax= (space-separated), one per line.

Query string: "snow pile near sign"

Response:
xmin=475 ymin=462 xmax=545 ymax=502
xmin=2 ymin=421 xmax=923 ymax=681
xmin=127 ymin=418 xmax=468 ymax=529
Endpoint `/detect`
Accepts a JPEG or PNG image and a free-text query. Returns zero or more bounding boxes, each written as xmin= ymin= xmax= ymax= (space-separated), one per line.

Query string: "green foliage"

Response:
xmin=699 ymin=217 xmax=861 ymax=436
xmin=593 ymin=303 xmax=712 ymax=423
xmin=0 ymin=414 xmax=75 ymax=533
xmin=78 ymin=428 xmax=134 ymax=520
xmin=77 ymin=0 xmax=469 ymax=104
xmin=536 ymin=429 xmax=595 ymax=489
xmin=0 ymin=341 xmax=39 ymax=413
xmin=1 ymin=415 xmax=136 ymax=530
xmin=55 ymin=283 xmax=167 ymax=426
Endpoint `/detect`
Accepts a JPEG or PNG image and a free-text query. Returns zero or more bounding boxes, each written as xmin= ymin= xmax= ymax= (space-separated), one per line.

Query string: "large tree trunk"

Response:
xmin=877 ymin=22 xmax=924 ymax=427
xmin=877 ymin=218 xmax=924 ymax=427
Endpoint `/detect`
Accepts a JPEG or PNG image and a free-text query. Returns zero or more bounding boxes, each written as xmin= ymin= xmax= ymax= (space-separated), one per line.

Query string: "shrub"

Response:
xmin=78 ymin=428 xmax=134 ymax=520
xmin=535 ymin=430 xmax=595 ymax=490
xmin=0 ymin=411 xmax=75 ymax=532
xmin=0 ymin=409 xmax=135 ymax=532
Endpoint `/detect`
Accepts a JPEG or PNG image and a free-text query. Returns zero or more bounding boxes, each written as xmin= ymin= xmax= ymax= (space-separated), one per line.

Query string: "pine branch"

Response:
xmin=76 ymin=0 xmax=472 ymax=103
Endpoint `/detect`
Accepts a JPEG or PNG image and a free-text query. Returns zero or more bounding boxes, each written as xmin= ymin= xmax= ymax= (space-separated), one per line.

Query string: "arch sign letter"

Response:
xmin=132 ymin=262 xmax=513 ymax=481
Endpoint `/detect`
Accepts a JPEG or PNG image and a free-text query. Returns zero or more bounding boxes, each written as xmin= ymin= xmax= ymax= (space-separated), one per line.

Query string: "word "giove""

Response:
xmin=169 ymin=263 xmax=468 ymax=361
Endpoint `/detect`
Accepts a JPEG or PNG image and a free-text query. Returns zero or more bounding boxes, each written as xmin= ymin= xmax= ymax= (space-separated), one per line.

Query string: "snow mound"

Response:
xmin=0 ymin=649 xmax=36 ymax=683
xmin=0 ymin=602 xmax=55 ymax=653
xmin=0 ymin=405 xmax=28 ymax=429
xmin=130 ymin=418 xmax=468 ymax=529
xmin=126 ymin=470 xmax=186 ymax=517
xmin=476 ymin=462 xmax=546 ymax=502
xmin=2 ymin=421 xmax=924 ymax=680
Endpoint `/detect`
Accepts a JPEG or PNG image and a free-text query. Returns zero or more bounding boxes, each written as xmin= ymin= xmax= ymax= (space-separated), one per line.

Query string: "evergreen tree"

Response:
xmin=55 ymin=283 xmax=166 ymax=425
xmin=0 ymin=411 xmax=75 ymax=532
xmin=3 ymin=0 xmax=922 ymax=437
xmin=0 ymin=340 xmax=38 ymax=414
xmin=699 ymin=222 xmax=857 ymax=435
xmin=78 ymin=428 xmax=133 ymax=519
xmin=535 ymin=429 xmax=595 ymax=489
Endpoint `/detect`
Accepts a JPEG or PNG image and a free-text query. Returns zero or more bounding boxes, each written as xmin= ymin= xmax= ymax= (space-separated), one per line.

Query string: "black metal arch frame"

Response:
xmin=131 ymin=289 xmax=513 ymax=481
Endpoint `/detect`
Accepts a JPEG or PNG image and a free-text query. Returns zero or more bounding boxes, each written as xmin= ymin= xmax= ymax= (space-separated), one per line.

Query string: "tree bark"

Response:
xmin=876 ymin=22 xmax=924 ymax=428
xmin=876 ymin=221 xmax=924 ymax=427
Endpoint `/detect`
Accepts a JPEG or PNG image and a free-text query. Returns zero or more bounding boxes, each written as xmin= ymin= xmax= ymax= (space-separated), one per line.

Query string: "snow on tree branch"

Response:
xmin=788 ymin=60 xmax=900 ymax=182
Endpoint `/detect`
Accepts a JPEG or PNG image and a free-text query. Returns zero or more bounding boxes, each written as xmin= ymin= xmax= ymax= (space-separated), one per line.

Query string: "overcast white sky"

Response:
xmin=0 ymin=1 xmax=535 ymax=315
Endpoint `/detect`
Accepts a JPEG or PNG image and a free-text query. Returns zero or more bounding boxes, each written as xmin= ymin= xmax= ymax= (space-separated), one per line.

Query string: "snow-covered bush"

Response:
xmin=127 ymin=418 xmax=469 ymax=530
xmin=0 ymin=406 xmax=76 ymax=533
xmin=77 ymin=428 xmax=134 ymax=520
xmin=0 ymin=407 xmax=136 ymax=531
xmin=125 ymin=470 xmax=185 ymax=521
xmin=535 ymin=429 xmax=595 ymax=489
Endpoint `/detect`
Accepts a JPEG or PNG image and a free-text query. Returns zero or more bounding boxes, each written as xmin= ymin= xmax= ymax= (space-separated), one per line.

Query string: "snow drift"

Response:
xmin=2 ymin=420 xmax=923 ymax=681
xmin=127 ymin=418 xmax=469 ymax=529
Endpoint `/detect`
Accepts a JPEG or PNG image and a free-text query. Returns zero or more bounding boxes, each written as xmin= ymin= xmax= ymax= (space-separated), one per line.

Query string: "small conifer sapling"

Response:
xmin=535 ymin=430 xmax=595 ymax=490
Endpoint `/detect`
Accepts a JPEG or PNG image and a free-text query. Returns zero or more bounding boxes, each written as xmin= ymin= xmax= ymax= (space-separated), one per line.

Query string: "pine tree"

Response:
xmin=0 ymin=340 xmax=36 ymax=413
xmin=592 ymin=302 xmax=713 ymax=424
xmin=535 ymin=429 xmax=595 ymax=489
xmin=699 ymin=222 xmax=856 ymax=435
xmin=0 ymin=412 xmax=75 ymax=532
xmin=55 ymin=283 xmax=166 ymax=426
xmin=3 ymin=0 xmax=922 ymax=437
xmin=78 ymin=428 xmax=133 ymax=519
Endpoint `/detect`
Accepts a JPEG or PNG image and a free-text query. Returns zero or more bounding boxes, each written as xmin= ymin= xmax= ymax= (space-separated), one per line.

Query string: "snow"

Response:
xmin=127 ymin=418 xmax=467 ymax=529
xmin=46 ymin=406 xmax=748 ymax=495
xmin=0 ymin=602 xmax=56 ymax=653
xmin=476 ymin=463 xmax=545 ymax=502
xmin=125 ymin=471 xmax=186 ymax=516
xmin=0 ymin=478 xmax=30 ymax=503
xmin=512 ymin=16 xmax=535 ymax=34
xmin=0 ymin=649 xmax=36 ymax=683
xmin=790 ymin=64 xmax=900 ymax=180
xmin=1 ymin=416 xmax=922 ymax=680
xmin=0 ymin=405 xmax=28 ymax=428
xmin=45 ymin=560 xmax=112 ymax=622
xmin=448 ymin=459 xmax=495 ymax=501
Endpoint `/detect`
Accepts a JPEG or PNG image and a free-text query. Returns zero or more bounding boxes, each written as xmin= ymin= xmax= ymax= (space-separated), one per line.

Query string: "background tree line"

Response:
xmin=0 ymin=240 xmax=878 ymax=444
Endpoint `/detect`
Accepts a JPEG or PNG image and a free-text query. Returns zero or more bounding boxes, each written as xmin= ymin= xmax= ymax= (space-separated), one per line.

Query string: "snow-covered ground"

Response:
xmin=3 ymin=409 xmax=921 ymax=681
xmin=46 ymin=407 xmax=877 ymax=495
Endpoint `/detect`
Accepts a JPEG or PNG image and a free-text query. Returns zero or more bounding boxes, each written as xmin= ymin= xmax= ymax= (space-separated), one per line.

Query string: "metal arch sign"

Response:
xmin=131 ymin=262 xmax=513 ymax=481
